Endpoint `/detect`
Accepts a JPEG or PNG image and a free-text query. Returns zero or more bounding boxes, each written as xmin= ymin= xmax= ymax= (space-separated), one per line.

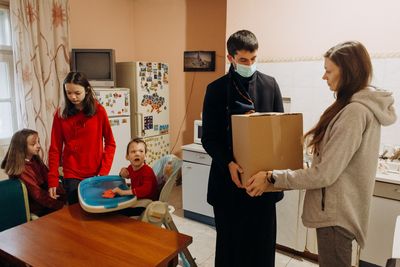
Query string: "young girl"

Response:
xmin=48 ymin=72 xmax=116 ymax=204
xmin=1 ymin=129 xmax=66 ymax=216
xmin=247 ymin=41 xmax=397 ymax=267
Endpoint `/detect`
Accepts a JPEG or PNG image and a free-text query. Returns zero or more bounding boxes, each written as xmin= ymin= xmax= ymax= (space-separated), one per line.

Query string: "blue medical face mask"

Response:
xmin=235 ymin=62 xmax=257 ymax=78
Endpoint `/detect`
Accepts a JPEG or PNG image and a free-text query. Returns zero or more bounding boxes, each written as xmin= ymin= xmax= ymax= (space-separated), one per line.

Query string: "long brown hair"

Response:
xmin=305 ymin=41 xmax=373 ymax=152
xmin=60 ymin=72 xmax=97 ymax=118
xmin=1 ymin=129 xmax=42 ymax=176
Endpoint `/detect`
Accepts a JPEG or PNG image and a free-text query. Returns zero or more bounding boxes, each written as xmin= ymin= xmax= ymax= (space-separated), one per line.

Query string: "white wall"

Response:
xmin=227 ymin=0 xmax=400 ymax=60
xmin=258 ymin=58 xmax=400 ymax=146
xmin=227 ymin=0 xmax=400 ymax=146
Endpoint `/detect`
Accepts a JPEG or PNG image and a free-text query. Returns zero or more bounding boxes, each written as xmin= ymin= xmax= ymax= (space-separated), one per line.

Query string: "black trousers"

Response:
xmin=213 ymin=192 xmax=277 ymax=267
xmin=63 ymin=178 xmax=81 ymax=205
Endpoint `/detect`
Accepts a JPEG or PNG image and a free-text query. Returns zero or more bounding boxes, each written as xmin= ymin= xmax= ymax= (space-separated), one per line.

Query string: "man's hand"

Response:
xmin=228 ymin=161 xmax=243 ymax=188
xmin=245 ymin=171 xmax=274 ymax=197
xmin=119 ymin=167 xmax=129 ymax=178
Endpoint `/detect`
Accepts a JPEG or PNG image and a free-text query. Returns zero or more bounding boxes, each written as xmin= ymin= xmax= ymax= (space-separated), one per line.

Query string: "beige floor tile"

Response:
xmin=171 ymin=184 xmax=319 ymax=267
xmin=275 ymin=252 xmax=293 ymax=267
xmin=286 ymin=257 xmax=319 ymax=267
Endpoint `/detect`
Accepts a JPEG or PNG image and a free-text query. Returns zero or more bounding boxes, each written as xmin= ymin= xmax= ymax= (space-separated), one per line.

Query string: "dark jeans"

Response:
xmin=63 ymin=178 xmax=81 ymax=205
xmin=118 ymin=207 xmax=146 ymax=217
xmin=317 ymin=226 xmax=355 ymax=267
xmin=213 ymin=193 xmax=277 ymax=267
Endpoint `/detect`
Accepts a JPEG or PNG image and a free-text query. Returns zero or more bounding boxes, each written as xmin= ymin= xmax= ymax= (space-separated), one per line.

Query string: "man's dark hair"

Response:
xmin=227 ymin=30 xmax=258 ymax=56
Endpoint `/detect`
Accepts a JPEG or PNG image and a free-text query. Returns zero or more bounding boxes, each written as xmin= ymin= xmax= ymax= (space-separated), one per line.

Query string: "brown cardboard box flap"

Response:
xmin=232 ymin=112 xmax=303 ymax=192
xmin=238 ymin=112 xmax=302 ymax=117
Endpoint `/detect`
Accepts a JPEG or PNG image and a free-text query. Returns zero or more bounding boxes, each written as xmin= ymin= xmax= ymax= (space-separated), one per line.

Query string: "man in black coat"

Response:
xmin=201 ymin=30 xmax=284 ymax=267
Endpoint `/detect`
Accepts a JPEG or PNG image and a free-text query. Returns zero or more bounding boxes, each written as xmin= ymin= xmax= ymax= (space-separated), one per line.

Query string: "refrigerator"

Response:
xmin=94 ymin=88 xmax=131 ymax=175
xmin=116 ymin=62 xmax=170 ymax=166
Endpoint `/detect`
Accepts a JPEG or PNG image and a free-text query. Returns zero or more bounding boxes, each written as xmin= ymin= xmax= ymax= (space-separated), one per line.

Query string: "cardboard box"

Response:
xmin=232 ymin=112 xmax=303 ymax=190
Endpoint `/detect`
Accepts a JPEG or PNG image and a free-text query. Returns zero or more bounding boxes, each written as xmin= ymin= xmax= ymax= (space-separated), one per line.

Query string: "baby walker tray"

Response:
xmin=78 ymin=175 xmax=136 ymax=213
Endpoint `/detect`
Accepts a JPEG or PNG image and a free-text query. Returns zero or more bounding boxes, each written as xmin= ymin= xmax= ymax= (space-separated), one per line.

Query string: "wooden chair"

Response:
xmin=0 ymin=179 xmax=30 ymax=232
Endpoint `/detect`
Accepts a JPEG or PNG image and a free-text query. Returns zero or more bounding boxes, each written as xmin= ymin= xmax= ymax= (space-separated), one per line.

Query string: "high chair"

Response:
xmin=135 ymin=154 xmax=197 ymax=267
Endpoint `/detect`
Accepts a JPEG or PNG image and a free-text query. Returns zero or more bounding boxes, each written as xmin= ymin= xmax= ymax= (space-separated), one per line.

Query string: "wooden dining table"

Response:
xmin=0 ymin=204 xmax=192 ymax=267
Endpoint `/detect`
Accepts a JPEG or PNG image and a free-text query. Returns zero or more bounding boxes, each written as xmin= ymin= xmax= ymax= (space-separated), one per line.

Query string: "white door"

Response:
xmin=108 ymin=117 xmax=131 ymax=175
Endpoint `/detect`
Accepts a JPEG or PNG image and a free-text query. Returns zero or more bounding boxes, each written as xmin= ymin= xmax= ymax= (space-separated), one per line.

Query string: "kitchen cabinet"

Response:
xmin=276 ymin=189 xmax=308 ymax=251
xmin=181 ymin=143 xmax=215 ymax=226
xmin=360 ymin=177 xmax=400 ymax=266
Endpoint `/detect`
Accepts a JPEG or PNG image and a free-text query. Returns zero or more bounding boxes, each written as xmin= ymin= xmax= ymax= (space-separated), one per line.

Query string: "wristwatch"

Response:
xmin=267 ymin=172 xmax=276 ymax=184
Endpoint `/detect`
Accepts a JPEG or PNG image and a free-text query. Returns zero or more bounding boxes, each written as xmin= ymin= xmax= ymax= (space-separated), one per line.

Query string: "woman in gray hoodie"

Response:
xmin=246 ymin=41 xmax=397 ymax=267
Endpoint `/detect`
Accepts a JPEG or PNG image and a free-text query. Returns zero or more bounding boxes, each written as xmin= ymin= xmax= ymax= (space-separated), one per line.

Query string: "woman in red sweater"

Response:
xmin=48 ymin=72 xmax=116 ymax=204
xmin=1 ymin=129 xmax=66 ymax=216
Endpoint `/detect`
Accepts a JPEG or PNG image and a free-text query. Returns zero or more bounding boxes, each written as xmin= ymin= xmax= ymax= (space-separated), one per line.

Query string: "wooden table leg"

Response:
xmin=167 ymin=254 xmax=178 ymax=267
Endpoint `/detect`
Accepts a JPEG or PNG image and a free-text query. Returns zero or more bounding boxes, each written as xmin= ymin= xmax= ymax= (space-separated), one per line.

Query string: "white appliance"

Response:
xmin=182 ymin=143 xmax=214 ymax=226
xmin=193 ymin=120 xmax=202 ymax=144
xmin=94 ymin=88 xmax=131 ymax=175
xmin=116 ymin=62 xmax=170 ymax=165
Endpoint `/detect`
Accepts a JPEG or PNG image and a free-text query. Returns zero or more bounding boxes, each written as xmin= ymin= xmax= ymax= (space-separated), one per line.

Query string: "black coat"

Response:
xmin=202 ymin=69 xmax=284 ymax=206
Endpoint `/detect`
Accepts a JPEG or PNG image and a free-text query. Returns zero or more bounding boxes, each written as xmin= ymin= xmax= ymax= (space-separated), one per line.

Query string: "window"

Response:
xmin=0 ymin=6 xmax=16 ymax=145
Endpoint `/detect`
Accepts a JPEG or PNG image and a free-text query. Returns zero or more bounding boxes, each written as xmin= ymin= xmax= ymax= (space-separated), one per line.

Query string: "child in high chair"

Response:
xmin=1 ymin=129 xmax=66 ymax=216
xmin=113 ymin=138 xmax=157 ymax=200
xmin=108 ymin=138 xmax=157 ymax=217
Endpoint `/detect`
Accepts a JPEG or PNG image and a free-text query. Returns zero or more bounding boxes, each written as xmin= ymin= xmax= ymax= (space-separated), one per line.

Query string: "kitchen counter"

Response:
xmin=376 ymin=172 xmax=400 ymax=185
xmin=181 ymin=143 xmax=206 ymax=154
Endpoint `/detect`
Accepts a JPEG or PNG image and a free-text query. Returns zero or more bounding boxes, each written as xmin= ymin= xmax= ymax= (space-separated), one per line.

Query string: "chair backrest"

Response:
xmin=0 ymin=179 xmax=30 ymax=231
xmin=151 ymin=154 xmax=182 ymax=202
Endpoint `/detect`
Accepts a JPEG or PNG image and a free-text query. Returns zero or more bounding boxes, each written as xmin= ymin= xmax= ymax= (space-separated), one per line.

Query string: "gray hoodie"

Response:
xmin=273 ymin=87 xmax=397 ymax=247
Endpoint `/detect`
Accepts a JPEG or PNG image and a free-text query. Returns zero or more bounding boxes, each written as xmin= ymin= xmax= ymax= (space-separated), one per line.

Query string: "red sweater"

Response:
xmin=127 ymin=164 xmax=157 ymax=200
xmin=19 ymin=157 xmax=66 ymax=216
xmin=48 ymin=103 xmax=116 ymax=187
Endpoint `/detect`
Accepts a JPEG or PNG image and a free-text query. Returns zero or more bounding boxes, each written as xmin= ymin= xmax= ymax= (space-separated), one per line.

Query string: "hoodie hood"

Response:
xmin=351 ymin=87 xmax=397 ymax=126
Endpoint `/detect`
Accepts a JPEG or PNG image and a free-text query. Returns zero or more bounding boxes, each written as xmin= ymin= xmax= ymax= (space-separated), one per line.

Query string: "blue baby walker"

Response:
xmin=78 ymin=155 xmax=197 ymax=267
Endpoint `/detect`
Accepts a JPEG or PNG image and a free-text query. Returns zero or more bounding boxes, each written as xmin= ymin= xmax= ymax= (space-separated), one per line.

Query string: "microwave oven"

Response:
xmin=193 ymin=120 xmax=202 ymax=144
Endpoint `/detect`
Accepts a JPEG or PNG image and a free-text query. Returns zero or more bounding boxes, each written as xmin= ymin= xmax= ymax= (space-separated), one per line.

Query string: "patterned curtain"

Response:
xmin=10 ymin=0 xmax=70 ymax=162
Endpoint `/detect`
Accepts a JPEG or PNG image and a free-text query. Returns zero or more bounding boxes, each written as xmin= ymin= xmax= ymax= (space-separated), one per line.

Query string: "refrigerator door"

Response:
xmin=94 ymin=88 xmax=130 ymax=117
xmin=108 ymin=117 xmax=131 ymax=175
xmin=94 ymin=88 xmax=131 ymax=176
xmin=115 ymin=62 xmax=170 ymax=165
xmin=143 ymin=134 xmax=170 ymax=166
xmin=115 ymin=63 xmax=139 ymax=138
xmin=135 ymin=62 xmax=169 ymax=138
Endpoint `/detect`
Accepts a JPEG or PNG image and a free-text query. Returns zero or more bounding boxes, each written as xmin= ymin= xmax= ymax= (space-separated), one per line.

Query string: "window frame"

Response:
xmin=0 ymin=5 xmax=17 ymax=146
